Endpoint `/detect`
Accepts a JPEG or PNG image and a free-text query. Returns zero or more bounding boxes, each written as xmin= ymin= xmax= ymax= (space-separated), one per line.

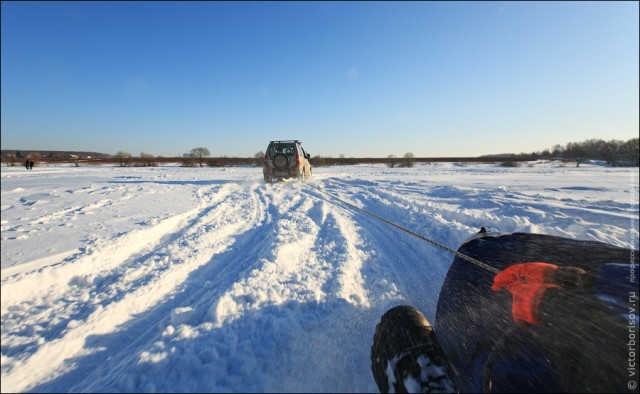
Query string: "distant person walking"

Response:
xmin=25 ymin=160 xmax=30 ymax=170
xmin=29 ymin=160 xmax=34 ymax=170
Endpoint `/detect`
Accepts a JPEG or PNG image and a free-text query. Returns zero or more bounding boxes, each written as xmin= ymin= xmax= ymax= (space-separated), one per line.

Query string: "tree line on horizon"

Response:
xmin=529 ymin=137 xmax=638 ymax=167
xmin=97 ymin=137 xmax=640 ymax=168
xmin=2 ymin=138 xmax=638 ymax=168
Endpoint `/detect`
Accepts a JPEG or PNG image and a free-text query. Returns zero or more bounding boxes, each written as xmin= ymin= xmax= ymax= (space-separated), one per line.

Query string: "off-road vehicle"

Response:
xmin=263 ymin=140 xmax=312 ymax=183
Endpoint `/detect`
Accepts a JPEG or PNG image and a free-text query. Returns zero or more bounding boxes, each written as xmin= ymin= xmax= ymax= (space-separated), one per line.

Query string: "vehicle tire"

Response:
xmin=273 ymin=153 xmax=289 ymax=169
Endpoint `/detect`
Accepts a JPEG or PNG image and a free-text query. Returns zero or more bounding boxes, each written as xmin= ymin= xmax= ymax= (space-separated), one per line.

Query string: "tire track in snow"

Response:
xmin=64 ymin=184 xmax=283 ymax=392
xmin=1 ymin=183 xmax=262 ymax=392
xmin=28 ymin=195 xmax=134 ymax=226
xmin=0 ymin=184 xmax=230 ymax=308
xmin=70 ymin=183 xmax=379 ymax=393
xmin=305 ymin=180 xmax=461 ymax=321
xmin=322 ymin=178 xmax=480 ymax=240
xmin=209 ymin=184 xmax=329 ymax=326
xmin=266 ymin=191 xmax=397 ymax=392
xmin=210 ymin=182 xmax=374 ymax=327
xmin=322 ymin=177 xmax=637 ymax=248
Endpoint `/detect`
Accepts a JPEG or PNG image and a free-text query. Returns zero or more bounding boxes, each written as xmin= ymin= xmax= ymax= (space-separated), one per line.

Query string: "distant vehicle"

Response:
xmin=263 ymin=140 xmax=312 ymax=183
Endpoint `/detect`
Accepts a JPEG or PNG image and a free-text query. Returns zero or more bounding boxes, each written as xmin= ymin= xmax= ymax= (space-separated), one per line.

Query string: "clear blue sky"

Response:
xmin=2 ymin=1 xmax=638 ymax=158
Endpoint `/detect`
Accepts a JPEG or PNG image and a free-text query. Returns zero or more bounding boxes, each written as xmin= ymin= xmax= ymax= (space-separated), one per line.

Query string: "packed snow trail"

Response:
xmin=1 ymin=163 xmax=637 ymax=392
xmin=2 ymin=182 xmax=266 ymax=392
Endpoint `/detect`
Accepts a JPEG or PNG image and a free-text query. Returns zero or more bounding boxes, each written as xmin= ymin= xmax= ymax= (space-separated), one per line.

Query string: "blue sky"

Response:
xmin=1 ymin=1 xmax=638 ymax=158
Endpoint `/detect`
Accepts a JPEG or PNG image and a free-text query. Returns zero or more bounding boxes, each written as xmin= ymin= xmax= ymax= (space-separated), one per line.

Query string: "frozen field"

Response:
xmin=1 ymin=161 xmax=638 ymax=392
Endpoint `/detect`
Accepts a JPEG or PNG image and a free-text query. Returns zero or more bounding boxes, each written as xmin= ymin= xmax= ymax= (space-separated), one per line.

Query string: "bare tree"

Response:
xmin=190 ymin=147 xmax=210 ymax=167
xmin=599 ymin=140 xmax=625 ymax=167
xmin=115 ymin=151 xmax=132 ymax=167
xmin=254 ymin=151 xmax=265 ymax=167
xmin=621 ymin=138 xmax=639 ymax=166
xmin=139 ymin=152 xmax=157 ymax=167
xmin=400 ymin=152 xmax=416 ymax=168
xmin=551 ymin=144 xmax=564 ymax=157
xmin=542 ymin=138 xmax=637 ymax=167
xmin=565 ymin=142 xmax=586 ymax=167
xmin=387 ymin=154 xmax=398 ymax=168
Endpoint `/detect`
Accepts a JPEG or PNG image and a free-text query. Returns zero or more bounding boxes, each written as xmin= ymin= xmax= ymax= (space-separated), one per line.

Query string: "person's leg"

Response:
xmin=371 ymin=305 xmax=456 ymax=393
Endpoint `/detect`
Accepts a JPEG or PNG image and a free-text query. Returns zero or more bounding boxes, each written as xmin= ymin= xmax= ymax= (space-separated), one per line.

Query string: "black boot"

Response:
xmin=371 ymin=305 xmax=456 ymax=393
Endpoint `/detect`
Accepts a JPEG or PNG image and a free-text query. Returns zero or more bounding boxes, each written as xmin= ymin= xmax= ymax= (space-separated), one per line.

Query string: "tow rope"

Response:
xmin=308 ymin=186 xmax=500 ymax=275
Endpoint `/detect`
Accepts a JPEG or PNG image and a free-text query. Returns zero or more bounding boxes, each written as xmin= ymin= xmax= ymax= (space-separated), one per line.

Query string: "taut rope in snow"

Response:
xmin=310 ymin=186 xmax=501 ymax=275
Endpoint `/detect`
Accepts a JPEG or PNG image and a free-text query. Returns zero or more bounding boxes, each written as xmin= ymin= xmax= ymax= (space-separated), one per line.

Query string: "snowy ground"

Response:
xmin=1 ymin=161 xmax=638 ymax=393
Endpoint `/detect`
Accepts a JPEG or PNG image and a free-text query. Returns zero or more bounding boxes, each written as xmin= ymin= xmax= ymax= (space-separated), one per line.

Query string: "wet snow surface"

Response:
xmin=1 ymin=162 xmax=638 ymax=392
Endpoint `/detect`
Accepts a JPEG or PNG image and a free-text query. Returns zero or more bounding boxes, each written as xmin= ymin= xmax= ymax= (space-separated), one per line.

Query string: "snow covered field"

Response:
xmin=1 ymin=161 xmax=638 ymax=393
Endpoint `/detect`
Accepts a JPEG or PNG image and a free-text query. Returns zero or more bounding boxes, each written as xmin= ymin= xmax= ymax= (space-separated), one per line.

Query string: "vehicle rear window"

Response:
xmin=268 ymin=144 xmax=296 ymax=157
